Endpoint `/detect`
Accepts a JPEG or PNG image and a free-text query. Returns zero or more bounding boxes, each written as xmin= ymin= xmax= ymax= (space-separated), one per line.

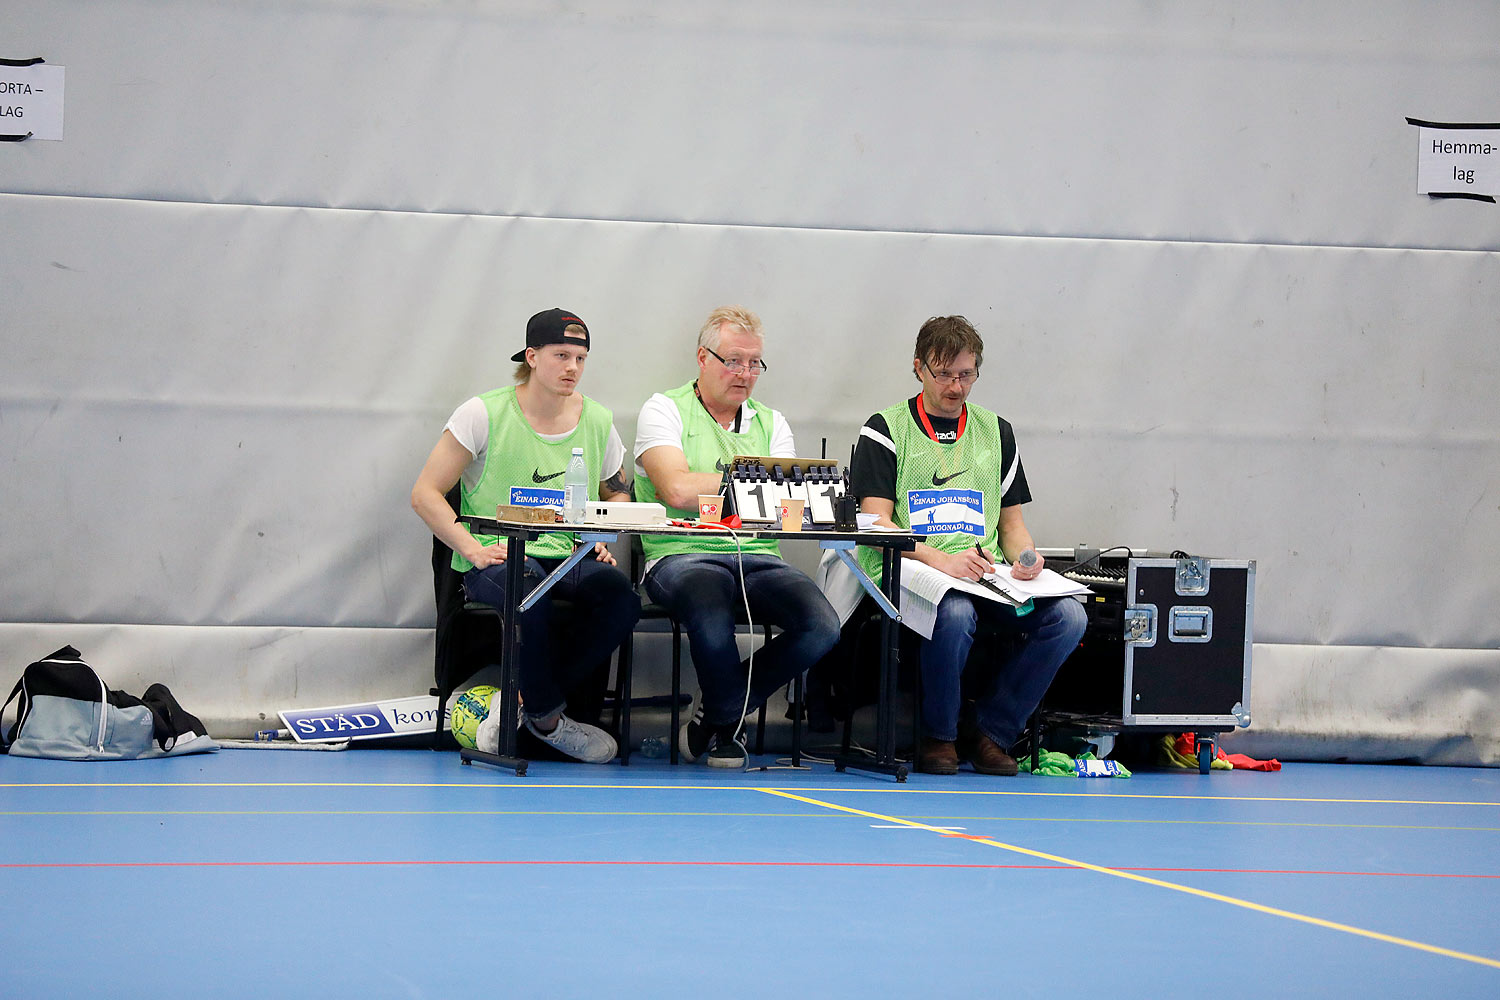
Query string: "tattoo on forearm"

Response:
xmin=604 ymin=470 xmax=629 ymax=495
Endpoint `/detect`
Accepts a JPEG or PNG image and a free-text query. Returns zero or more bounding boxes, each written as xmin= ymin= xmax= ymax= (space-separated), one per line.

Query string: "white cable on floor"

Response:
xmin=693 ymin=521 xmax=754 ymax=767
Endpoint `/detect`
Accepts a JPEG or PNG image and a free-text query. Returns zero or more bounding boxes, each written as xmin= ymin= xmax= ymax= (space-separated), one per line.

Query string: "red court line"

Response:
xmin=3 ymin=859 xmax=1496 ymax=878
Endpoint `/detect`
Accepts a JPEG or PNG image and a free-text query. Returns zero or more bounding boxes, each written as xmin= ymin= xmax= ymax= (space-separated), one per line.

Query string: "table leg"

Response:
xmin=460 ymin=535 xmax=530 ymax=775
xmin=835 ymin=543 xmax=909 ymax=781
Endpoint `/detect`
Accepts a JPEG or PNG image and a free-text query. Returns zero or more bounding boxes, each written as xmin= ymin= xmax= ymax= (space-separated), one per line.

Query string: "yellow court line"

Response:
xmin=762 ymin=788 xmax=1500 ymax=971
xmin=866 ymin=816 xmax=1500 ymax=834
xmin=3 ymin=780 xmax=1498 ymax=808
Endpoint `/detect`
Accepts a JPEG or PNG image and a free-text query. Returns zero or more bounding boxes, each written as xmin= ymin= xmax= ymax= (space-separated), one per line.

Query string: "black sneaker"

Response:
xmin=677 ymin=709 xmax=747 ymax=768
xmin=704 ymin=725 xmax=747 ymax=769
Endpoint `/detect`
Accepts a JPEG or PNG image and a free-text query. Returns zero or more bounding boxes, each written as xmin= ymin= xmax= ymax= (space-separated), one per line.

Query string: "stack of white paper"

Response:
xmin=894 ymin=561 xmax=1091 ymax=639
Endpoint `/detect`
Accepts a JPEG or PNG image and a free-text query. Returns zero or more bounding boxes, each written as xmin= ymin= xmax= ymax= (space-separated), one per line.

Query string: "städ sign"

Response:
xmin=279 ymin=695 xmax=446 ymax=743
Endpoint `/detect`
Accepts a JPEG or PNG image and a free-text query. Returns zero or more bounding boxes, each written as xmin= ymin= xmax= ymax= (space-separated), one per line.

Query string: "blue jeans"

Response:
xmin=920 ymin=593 xmax=1088 ymax=748
xmin=464 ymin=554 xmax=640 ymax=723
xmin=645 ymin=553 xmax=841 ymax=728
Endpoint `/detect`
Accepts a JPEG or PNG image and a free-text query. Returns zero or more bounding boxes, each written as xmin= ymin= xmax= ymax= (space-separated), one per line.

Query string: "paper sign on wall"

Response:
xmin=0 ymin=63 xmax=64 ymax=140
xmin=1407 ymin=118 xmax=1499 ymax=201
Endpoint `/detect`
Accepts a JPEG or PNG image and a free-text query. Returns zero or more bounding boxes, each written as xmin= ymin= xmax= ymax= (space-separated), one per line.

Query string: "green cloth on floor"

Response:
xmin=1017 ymin=749 xmax=1132 ymax=778
xmin=1017 ymin=749 xmax=1077 ymax=776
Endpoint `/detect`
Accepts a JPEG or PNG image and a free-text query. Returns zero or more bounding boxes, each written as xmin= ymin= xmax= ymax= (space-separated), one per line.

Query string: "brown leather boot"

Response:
xmin=917 ymin=738 xmax=959 ymax=775
xmin=969 ymin=733 xmax=1020 ymax=776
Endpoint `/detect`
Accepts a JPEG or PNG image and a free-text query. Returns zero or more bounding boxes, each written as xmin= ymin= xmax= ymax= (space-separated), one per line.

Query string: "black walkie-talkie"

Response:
xmin=718 ymin=459 xmax=739 ymax=517
xmin=833 ymin=445 xmax=858 ymax=530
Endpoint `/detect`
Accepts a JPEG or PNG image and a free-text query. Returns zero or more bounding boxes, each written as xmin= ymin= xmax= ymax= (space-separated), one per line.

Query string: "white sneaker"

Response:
xmin=525 ymin=714 xmax=618 ymax=764
xmin=474 ymin=690 xmax=514 ymax=755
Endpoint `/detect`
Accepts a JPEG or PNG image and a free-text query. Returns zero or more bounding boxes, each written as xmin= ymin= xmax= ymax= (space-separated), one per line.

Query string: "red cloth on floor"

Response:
xmin=1175 ymin=733 xmax=1281 ymax=771
xmin=1221 ymin=752 xmax=1281 ymax=771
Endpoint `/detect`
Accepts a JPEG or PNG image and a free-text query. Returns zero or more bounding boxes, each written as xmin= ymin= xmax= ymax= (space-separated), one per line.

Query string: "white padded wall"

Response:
xmin=6 ymin=2 xmax=1497 ymax=249
xmin=3 ymin=1 xmax=1497 ymax=759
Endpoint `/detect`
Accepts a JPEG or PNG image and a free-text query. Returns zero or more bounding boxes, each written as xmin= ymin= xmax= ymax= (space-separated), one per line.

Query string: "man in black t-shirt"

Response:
xmin=849 ymin=316 xmax=1086 ymax=775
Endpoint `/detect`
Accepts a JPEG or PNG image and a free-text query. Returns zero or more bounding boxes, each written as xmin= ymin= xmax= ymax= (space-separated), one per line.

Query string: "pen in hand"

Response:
xmin=969 ymin=543 xmax=1021 ymax=604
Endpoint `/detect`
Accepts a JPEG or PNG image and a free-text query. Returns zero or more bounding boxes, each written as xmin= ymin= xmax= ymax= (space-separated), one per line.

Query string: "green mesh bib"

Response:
xmin=634 ymin=381 xmax=781 ymax=561
xmin=454 ymin=386 xmax=613 ymax=568
xmin=856 ymin=398 xmax=1003 ymax=587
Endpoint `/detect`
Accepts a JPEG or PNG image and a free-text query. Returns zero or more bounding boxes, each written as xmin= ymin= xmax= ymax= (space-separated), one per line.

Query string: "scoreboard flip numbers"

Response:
xmin=723 ymin=457 xmax=846 ymax=526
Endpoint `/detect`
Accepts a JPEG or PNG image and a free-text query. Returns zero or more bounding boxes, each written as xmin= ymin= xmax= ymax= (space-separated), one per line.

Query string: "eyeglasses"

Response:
xmin=705 ymin=346 xmax=769 ymax=376
xmin=922 ymin=360 xmax=979 ymax=386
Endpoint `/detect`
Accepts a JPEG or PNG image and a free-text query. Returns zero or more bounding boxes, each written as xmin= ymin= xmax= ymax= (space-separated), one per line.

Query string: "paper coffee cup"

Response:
xmin=698 ymin=495 xmax=725 ymax=522
xmin=779 ymin=497 xmax=805 ymax=531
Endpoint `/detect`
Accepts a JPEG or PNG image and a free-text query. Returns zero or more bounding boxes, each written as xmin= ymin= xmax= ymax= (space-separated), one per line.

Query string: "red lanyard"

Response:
xmin=914 ymin=394 xmax=966 ymax=443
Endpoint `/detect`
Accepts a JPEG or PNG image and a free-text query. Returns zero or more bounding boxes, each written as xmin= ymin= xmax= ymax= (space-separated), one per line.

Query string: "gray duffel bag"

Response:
xmin=3 ymin=645 xmax=217 ymax=760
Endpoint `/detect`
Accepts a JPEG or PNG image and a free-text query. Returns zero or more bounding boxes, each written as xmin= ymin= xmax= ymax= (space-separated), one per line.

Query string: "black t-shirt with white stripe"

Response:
xmin=851 ymin=396 xmax=1031 ymax=508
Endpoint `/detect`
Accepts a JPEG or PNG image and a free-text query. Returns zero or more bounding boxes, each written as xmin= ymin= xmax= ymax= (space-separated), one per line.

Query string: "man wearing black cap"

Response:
xmin=412 ymin=308 xmax=639 ymax=763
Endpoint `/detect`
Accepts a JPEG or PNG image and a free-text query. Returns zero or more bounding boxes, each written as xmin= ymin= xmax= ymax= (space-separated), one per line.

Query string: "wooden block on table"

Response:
xmin=495 ymin=504 xmax=562 ymax=524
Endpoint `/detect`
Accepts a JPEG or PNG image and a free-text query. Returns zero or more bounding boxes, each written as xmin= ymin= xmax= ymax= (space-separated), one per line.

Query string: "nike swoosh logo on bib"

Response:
xmin=931 ymin=470 xmax=969 ymax=486
xmin=532 ymin=468 xmax=564 ymax=483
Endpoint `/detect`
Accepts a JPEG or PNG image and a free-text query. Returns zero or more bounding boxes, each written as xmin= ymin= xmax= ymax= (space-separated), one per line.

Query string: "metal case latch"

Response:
xmin=1124 ymin=604 xmax=1157 ymax=646
xmin=1175 ymin=556 xmax=1210 ymax=596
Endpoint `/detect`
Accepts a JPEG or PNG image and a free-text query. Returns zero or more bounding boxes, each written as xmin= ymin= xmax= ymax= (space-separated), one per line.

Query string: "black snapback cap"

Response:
xmin=511 ymin=308 xmax=590 ymax=362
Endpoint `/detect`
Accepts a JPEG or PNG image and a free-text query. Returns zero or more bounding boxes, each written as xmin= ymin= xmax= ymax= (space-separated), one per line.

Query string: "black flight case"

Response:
xmin=1036 ymin=548 xmax=1255 ymax=773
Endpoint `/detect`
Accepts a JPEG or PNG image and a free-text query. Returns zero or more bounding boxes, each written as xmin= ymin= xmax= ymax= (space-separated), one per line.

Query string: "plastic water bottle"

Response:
xmin=639 ymin=735 xmax=668 ymax=758
xmin=563 ymin=447 xmax=588 ymax=523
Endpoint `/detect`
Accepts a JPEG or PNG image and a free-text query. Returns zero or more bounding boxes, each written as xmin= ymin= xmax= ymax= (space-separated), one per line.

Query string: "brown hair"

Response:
xmin=914 ymin=315 xmax=984 ymax=370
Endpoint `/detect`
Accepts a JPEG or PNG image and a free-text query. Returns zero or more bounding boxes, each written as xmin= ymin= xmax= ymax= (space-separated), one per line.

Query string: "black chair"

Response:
xmin=428 ymin=487 xmax=631 ymax=758
xmin=429 ymin=489 xmax=499 ymax=750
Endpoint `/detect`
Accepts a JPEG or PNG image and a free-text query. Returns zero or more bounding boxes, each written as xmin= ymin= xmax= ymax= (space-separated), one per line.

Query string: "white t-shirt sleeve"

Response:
xmin=443 ymin=397 xmax=489 ymax=492
xmin=768 ymin=408 xmax=796 ymax=458
xmin=633 ymin=393 xmax=686 ymax=475
xmin=443 ymin=397 xmax=488 ymax=456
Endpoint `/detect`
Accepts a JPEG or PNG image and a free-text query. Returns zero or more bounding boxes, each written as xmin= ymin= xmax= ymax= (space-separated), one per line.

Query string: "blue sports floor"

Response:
xmin=3 ymin=749 xmax=1498 ymax=999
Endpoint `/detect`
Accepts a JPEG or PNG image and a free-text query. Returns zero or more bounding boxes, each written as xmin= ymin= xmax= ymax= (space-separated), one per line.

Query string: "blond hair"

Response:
xmin=697 ymin=305 xmax=764 ymax=353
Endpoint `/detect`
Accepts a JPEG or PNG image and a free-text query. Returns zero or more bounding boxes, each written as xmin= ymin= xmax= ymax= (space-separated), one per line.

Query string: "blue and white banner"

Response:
xmin=1076 ymin=757 xmax=1126 ymax=778
xmin=906 ymin=488 xmax=985 ymax=537
xmin=509 ymin=486 xmax=564 ymax=508
xmin=279 ymin=695 xmax=445 ymax=743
